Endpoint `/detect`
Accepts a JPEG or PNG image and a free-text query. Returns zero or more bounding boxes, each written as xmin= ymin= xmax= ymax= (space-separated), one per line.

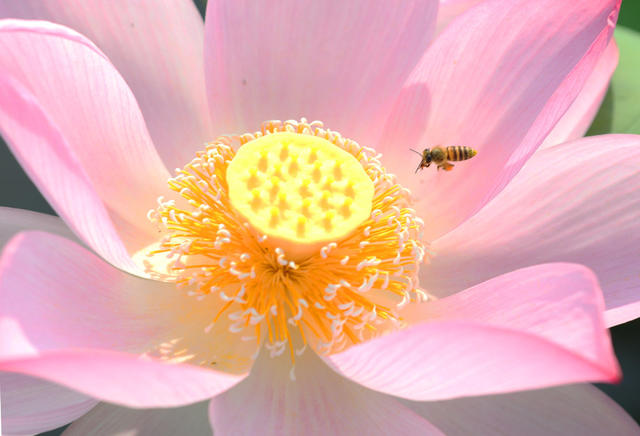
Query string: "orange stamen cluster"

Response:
xmin=146 ymin=119 xmax=427 ymax=359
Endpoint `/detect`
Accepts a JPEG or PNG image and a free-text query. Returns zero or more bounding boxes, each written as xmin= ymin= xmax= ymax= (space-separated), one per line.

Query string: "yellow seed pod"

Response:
xmin=227 ymin=132 xmax=374 ymax=258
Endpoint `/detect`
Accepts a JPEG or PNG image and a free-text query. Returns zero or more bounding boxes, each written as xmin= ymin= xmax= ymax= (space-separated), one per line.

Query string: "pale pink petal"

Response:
xmin=378 ymin=0 xmax=619 ymax=240
xmin=210 ymin=347 xmax=443 ymax=436
xmin=402 ymin=384 xmax=640 ymax=435
xmin=421 ymin=135 xmax=640 ymax=326
xmin=0 ymin=1 xmax=212 ymax=170
xmin=605 ymin=301 xmax=640 ymax=328
xmin=0 ymin=19 xmax=173 ymax=259
xmin=0 ymin=70 xmax=137 ymax=273
xmin=435 ymin=0 xmax=483 ymax=35
xmin=0 ymin=231 xmax=172 ymax=354
xmin=0 ymin=319 xmax=36 ymax=357
xmin=62 ymin=402 xmax=212 ymax=436
xmin=204 ymin=0 xmax=438 ymax=146
xmin=406 ymin=263 xmax=616 ymax=370
xmin=0 ymin=373 xmax=96 ymax=436
xmin=0 ymin=207 xmax=77 ymax=247
xmin=541 ymin=39 xmax=619 ymax=149
xmin=1 ymin=350 xmax=242 ymax=408
xmin=0 ymin=231 xmax=245 ymax=407
xmin=1 ymin=229 xmax=258 ymax=372
xmin=329 ymin=264 xmax=618 ymax=401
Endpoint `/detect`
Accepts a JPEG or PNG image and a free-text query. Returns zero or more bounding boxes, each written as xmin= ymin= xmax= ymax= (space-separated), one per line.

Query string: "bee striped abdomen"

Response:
xmin=446 ymin=146 xmax=477 ymax=161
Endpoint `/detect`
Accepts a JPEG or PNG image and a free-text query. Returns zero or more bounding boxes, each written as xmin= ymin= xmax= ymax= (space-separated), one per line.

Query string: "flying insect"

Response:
xmin=410 ymin=146 xmax=477 ymax=173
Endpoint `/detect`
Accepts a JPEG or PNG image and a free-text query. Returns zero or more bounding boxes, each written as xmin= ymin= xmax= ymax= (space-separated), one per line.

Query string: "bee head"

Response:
xmin=422 ymin=148 xmax=432 ymax=164
xmin=411 ymin=148 xmax=431 ymax=173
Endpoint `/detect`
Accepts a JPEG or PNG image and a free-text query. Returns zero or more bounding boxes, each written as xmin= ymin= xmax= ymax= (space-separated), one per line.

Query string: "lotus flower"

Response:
xmin=1 ymin=0 xmax=639 ymax=435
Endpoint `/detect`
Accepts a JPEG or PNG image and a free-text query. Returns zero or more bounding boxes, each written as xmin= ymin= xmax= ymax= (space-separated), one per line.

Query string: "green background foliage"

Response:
xmin=587 ymin=26 xmax=640 ymax=136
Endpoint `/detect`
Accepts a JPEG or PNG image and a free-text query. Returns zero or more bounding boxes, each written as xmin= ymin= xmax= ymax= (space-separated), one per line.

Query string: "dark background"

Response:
xmin=0 ymin=1 xmax=638 ymax=434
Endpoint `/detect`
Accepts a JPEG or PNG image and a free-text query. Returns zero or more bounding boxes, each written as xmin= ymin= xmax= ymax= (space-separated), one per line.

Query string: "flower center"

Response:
xmin=146 ymin=119 xmax=427 ymax=362
xmin=226 ymin=131 xmax=374 ymax=259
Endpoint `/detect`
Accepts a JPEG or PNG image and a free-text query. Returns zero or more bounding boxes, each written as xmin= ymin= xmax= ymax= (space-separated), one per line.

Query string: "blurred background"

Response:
xmin=0 ymin=0 xmax=639 ymax=434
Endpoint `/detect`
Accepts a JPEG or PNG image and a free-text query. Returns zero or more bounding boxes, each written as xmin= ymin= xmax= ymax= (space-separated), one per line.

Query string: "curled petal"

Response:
xmin=0 ymin=69 xmax=137 ymax=273
xmin=329 ymin=264 xmax=619 ymax=400
xmin=0 ymin=231 xmax=246 ymax=407
xmin=0 ymin=0 xmax=213 ymax=170
xmin=0 ymin=19 xmax=173 ymax=265
xmin=1 ymin=350 xmax=244 ymax=408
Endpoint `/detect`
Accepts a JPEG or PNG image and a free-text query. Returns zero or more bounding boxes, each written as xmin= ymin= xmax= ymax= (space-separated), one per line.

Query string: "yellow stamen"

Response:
xmin=146 ymin=119 xmax=427 ymax=360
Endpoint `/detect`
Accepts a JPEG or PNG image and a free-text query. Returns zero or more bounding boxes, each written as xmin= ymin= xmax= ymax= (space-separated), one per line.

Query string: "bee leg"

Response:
xmin=441 ymin=162 xmax=454 ymax=171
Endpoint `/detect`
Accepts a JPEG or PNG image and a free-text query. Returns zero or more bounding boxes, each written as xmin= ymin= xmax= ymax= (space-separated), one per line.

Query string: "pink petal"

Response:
xmin=0 ymin=70 xmax=136 ymax=273
xmin=0 ymin=373 xmax=97 ymax=435
xmin=1 ymin=350 xmax=243 ymax=408
xmin=0 ymin=1 xmax=213 ymax=170
xmin=605 ymin=301 xmax=640 ymax=328
xmin=378 ymin=0 xmax=619 ymax=240
xmin=0 ymin=19 xmax=173 ymax=262
xmin=435 ymin=0 xmax=484 ymax=35
xmin=210 ymin=346 xmax=444 ymax=436
xmin=0 ymin=231 xmax=245 ymax=407
xmin=0 ymin=319 xmax=37 ymax=358
xmin=61 ymin=402 xmax=212 ymax=436
xmin=421 ymin=135 xmax=640 ymax=326
xmin=402 ymin=384 xmax=640 ymax=435
xmin=541 ymin=38 xmax=619 ymax=149
xmin=203 ymin=0 xmax=438 ymax=146
xmin=329 ymin=264 xmax=618 ymax=401
xmin=0 ymin=231 xmax=169 ymax=354
xmin=0 ymin=207 xmax=78 ymax=247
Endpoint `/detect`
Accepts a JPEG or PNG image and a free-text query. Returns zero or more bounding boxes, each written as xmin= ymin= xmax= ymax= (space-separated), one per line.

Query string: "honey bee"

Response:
xmin=410 ymin=146 xmax=477 ymax=173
